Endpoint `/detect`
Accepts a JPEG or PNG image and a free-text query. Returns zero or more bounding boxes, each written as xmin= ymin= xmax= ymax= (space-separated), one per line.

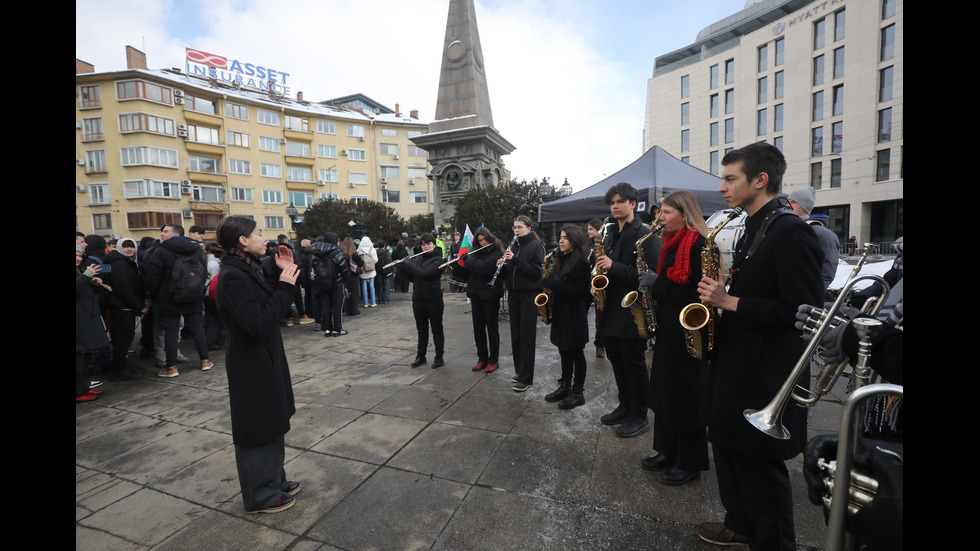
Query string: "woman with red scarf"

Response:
xmin=639 ymin=190 xmax=711 ymax=487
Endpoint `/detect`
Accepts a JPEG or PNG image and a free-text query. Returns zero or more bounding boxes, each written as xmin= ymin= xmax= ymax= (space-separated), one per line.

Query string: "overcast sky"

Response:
xmin=77 ymin=0 xmax=748 ymax=192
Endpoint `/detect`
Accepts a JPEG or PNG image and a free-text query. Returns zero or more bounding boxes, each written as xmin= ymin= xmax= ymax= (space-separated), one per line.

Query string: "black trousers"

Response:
xmin=318 ymin=286 xmax=344 ymax=332
xmin=471 ymin=298 xmax=501 ymax=364
xmin=159 ymin=311 xmax=208 ymax=367
xmin=508 ymin=292 xmax=538 ymax=385
xmin=559 ymin=349 xmax=587 ymax=390
xmin=234 ymin=434 xmax=288 ymax=512
xmin=413 ymin=297 xmax=444 ymax=358
xmin=604 ymin=335 xmax=648 ymax=419
xmin=109 ymin=310 xmax=137 ymax=376
xmin=652 ymin=414 xmax=709 ymax=471
xmin=713 ymin=444 xmax=797 ymax=551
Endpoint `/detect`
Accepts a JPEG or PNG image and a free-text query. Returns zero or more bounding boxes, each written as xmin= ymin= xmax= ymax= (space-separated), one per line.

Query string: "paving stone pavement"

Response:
xmin=77 ymin=288 xmax=840 ymax=550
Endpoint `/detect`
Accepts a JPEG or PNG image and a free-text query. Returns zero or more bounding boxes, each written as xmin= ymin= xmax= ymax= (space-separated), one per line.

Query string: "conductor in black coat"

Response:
xmin=696 ymin=143 xmax=823 ymax=550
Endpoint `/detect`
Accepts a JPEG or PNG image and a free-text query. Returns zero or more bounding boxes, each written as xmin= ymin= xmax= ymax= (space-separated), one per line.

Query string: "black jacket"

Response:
xmin=463 ymin=247 xmax=504 ymax=301
xmin=502 ymin=233 xmax=545 ymax=295
xmin=310 ymin=242 xmax=350 ymax=289
xmin=398 ymin=248 xmax=443 ymax=301
xmin=543 ymin=253 xmax=591 ymax=351
xmin=599 ymin=217 xmax=661 ymax=339
xmin=143 ymin=236 xmax=206 ymax=314
xmin=103 ymin=250 xmax=145 ymax=312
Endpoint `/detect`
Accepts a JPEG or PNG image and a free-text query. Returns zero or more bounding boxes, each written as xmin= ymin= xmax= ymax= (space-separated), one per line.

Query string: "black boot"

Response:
xmin=559 ymin=388 xmax=584 ymax=410
xmin=545 ymin=380 xmax=571 ymax=403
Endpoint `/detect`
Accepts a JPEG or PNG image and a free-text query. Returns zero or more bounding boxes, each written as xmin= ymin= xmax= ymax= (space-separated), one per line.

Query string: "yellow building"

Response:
xmin=76 ymin=49 xmax=431 ymax=241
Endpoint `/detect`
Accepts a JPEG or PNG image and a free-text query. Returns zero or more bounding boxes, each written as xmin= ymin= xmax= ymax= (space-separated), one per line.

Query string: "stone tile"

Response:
xmin=150 ymin=443 xmax=241 ymax=508
xmin=288 ymin=403 xmax=363 ymax=449
xmin=316 ymin=381 xmax=403 ymax=410
xmin=478 ymin=433 xmax=594 ymax=504
xmin=388 ymin=422 xmax=505 ymax=484
xmin=311 ymin=412 xmax=427 ymax=464
xmin=369 ymin=385 xmax=457 ymax=422
xmin=78 ymin=488 xmax=208 ymax=547
xmin=99 ymin=426 xmax=231 ymax=485
xmin=153 ymin=509 xmax=298 ymax=551
xmin=438 ymin=387 xmax=525 ymax=433
xmin=76 ymin=470 xmax=142 ymax=517
xmin=75 ymin=524 xmax=147 ymax=551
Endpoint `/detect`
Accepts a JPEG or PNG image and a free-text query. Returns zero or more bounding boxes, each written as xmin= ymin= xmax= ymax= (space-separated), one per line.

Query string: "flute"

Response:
xmin=439 ymin=243 xmax=492 ymax=268
xmin=488 ymin=235 xmax=519 ymax=287
xmin=382 ymin=249 xmax=427 ymax=269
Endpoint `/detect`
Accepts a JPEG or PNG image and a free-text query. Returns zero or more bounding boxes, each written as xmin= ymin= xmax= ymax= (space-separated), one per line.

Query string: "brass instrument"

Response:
xmin=678 ymin=206 xmax=744 ymax=360
xmin=534 ymin=248 xmax=559 ymax=324
xmin=621 ymin=223 xmax=665 ymax=339
xmin=590 ymin=218 xmax=613 ymax=310
xmin=489 ymin=234 xmax=519 ymax=287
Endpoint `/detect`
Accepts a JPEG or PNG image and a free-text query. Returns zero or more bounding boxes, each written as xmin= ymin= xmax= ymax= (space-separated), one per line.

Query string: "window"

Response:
xmin=680 ymin=75 xmax=690 ymax=99
xmin=227 ymin=130 xmax=250 ymax=148
xmin=92 ymin=213 xmax=112 ymax=232
xmin=187 ymin=124 xmax=220 ymax=145
xmin=286 ymin=166 xmax=313 ymax=182
xmin=318 ymin=144 xmax=337 ymax=158
xmin=79 ymin=84 xmax=101 ymax=108
xmin=348 ymin=148 xmax=366 ymax=161
xmin=380 ymin=144 xmax=398 ymax=156
xmin=832 ymin=85 xmax=844 ymax=116
xmin=725 ymin=59 xmax=734 ymax=84
xmin=192 ymin=185 xmax=225 ymax=203
xmin=319 ymin=168 xmax=338 ymax=182
xmin=407 ymin=166 xmax=428 ymax=180
xmin=812 ymin=127 xmax=824 ymax=156
xmin=813 ymin=90 xmax=824 ymax=121
xmin=681 ymin=129 xmax=690 ymax=153
xmin=288 ymin=192 xmax=313 ymax=208
xmin=82 ymin=118 xmax=103 ymax=141
xmin=381 ymin=128 xmax=397 ymax=137
xmin=725 ymin=89 xmax=734 ymax=114
xmin=814 ymin=18 xmax=825 ymax=50
xmin=347 ymin=124 xmax=365 ymax=138
xmin=349 ymin=171 xmax=368 ymax=185
xmin=259 ymin=136 xmax=281 ymax=152
xmin=85 ymin=150 xmax=106 ymax=173
xmin=262 ymin=190 xmax=283 ymax=204
xmin=261 ymin=163 xmax=282 ymax=178
xmin=883 ymin=0 xmax=896 ymax=19
xmin=115 ymin=79 xmax=172 ymax=104
xmin=407 ymin=130 xmax=422 ymax=138
xmin=775 ymin=38 xmax=785 ymax=66
xmin=284 ymin=115 xmax=309 ymax=132
xmin=758 ymin=44 xmax=768 ymax=72
xmin=833 ymin=47 xmax=845 ymax=79
xmin=876 ymin=149 xmax=891 ymax=182
xmin=709 ymin=151 xmax=719 ymax=175
xmin=830 ymin=158 xmax=842 ymax=188
xmin=127 ymin=211 xmax=180 ymax=230
xmin=189 ymin=155 xmax=220 ymax=174
xmin=185 ymin=95 xmax=216 ymax=115
xmin=382 ymin=189 xmax=400 ymax=203
xmin=810 ymin=162 xmax=823 ymax=189
xmin=681 ymin=103 xmax=689 ymax=125
xmin=710 ymin=65 xmax=719 ymax=89
xmin=89 ymin=183 xmax=109 ymax=205
xmin=834 ymin=9 xmax=846 ymax=41
xmin=832 ymin=121 xmax=843 ymax=153
xmin=407 ymin=145 xmax=425 ymax=157
xmin=120 ymin=146 xmax=178 ymax=168
xmin=381 ymin=165 xmax=400 ymax=179
xmin=813 ymin=55 xmax=825 ymax=85
xmin=231 ymin=187 xmax=253 ymax=202
xmin=258 ymin=109 xmax=280 ymax=126
xmin=123 ymin=179 xmax=179 ymax=199
xmin=881 ymin=25 xmax=895 ymax=60
xmin=193 ymin=213 xmax=222 ymax=232
xmin=878 ymin=108 xmax=892 ymax=142
xmin=710 ymin=122 xmax=719 ymax=147
xmin=350 ymin=196 xmax=368 ymax=205
xmin=229 ymin=159 xmax=251 ymax=175
xmin=725 ymin=118 xmax=734 ymax=143
xmin=118 ymin=112 xmax=175 ymax=136
xmin=225 ymin=103 xmax=248 ymax=120
xmin=773 ymin=136 xmax=783 ymax=152
xmin=774 ymin=104 xmax=784 ymax=132
xmin=317 ymin=120 xmax=336 ymax=134
xmin=757 ymin=109 xmax=767 ymax=136
xmin=320 ymin=193 xmax=340 ymax=201
xmin=409 ymin=191 xmax=427 ymax=204
xmin=758 ymin=77 xmax=767 ymax=104
xmin=879 ymin=66 xmax=894 ymax=102
xmin=284 ymin=141 xmax=311 ymax=157
xmin=774 ymin=71 xmax=784 ymax=99
xmin=264 ymin=216 xmax=285 ymax=230
xmin=710 ymin=94 xmax=719 ymax=118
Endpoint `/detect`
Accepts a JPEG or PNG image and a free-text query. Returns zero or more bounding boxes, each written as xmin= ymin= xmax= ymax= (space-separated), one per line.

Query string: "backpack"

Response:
xmin=360 ymin=251 xmax=376 ymax=272
xmin=311 ymin=255 xmax=339 ymax=291
xmin=168 ymin=251 xmax=206 ymax=304
xmin=350 ymin=257 xmax=364 ymax=275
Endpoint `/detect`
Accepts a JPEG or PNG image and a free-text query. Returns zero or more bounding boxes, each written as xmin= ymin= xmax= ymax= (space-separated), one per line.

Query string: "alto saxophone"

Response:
xmin=590 ymin=218 xmax=613 ymax=311
xmin=622 ymin=223 xmax=665 ymax=339
xmin=679 ymin=206 xmax=744 ymax=360
xmin=534 ymin=248 xmax=559 ymax=324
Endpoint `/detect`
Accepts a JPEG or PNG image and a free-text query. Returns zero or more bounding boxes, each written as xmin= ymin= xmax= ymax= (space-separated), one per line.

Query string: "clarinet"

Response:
xmin=488 ymin=234 xmax=519 ymax=287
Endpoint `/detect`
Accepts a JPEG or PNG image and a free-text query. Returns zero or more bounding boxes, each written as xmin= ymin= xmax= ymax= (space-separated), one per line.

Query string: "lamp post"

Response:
xmin=537 ymin=177 xmax=557 ymax=247
xmin=286 ymin=202 xmax=300 ymax=238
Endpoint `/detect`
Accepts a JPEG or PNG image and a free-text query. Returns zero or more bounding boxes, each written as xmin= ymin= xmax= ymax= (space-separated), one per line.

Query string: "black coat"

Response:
xmin=599 ymin=217 xmax=662 ymax=339
xmin=707 ymin=201 xmax=824 ymax=460
xmin=216 ymin=256 xmax=296 ymax=447
xmin=398 ymin=249 xmax=443 ymax=301
xmin=143 ymin=236 xmax=206 ymax=314
xmin=462 ymin=247 xmax=504 ymax=301
xmin=502 ymin=233 xmax=544 ymax=295
xmin=648 ymin=233 xmax=707 ymax=431
xmin=103 ymin=251 xmax=145 ymax=312
xmin=76 ymin=271 xmax=109 ymax=352
xmin=543 ymin=253 xmax=591 ymax=351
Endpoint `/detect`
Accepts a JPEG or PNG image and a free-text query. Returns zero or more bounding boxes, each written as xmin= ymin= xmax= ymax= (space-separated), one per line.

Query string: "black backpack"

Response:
xmin=168 ymin=251 xmax=206 ymax=303
xmin=311 ymin=255 xmax=339 ymax=291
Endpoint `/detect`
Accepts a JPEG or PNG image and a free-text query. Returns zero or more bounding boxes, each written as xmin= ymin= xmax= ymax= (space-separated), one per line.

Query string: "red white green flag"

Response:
xmin=457 ymin=224 xmax=474 ymax=266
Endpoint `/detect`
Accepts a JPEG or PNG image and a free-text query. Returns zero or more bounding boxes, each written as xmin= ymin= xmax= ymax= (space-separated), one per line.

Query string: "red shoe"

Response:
xmin=472 ymin=361 xmax=487 ymax=372
xmin=484 ymin=362 xmax=499 ymax=374
xmin=76 ymin=393 xmax=99 ymax=403
xmin=87 ymin=389 xmax=104 ymax=396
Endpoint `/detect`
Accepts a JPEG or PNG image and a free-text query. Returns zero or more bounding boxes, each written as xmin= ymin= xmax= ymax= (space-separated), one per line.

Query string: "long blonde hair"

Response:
xmin=662 ymin=190 xmax=709 ymax=237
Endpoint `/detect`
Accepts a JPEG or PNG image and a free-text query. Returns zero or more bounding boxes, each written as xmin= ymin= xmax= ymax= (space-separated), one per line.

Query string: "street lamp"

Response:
xmin=286 ymin=202 xmax=299 ymax=237
xmin=536 ymin=177 xmax=560 ymax=248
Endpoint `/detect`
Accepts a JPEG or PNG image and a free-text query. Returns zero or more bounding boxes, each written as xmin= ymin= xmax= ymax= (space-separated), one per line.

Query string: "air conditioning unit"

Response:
xmin=182 ymin=210 xmax=194 ymax=219
xmin=178 ymin=124 xmax=187 ymax=131
xmin=358 ymin=136 xmax=365 ymax=142
xmin=181 ymin=179 xmax=192 ymax=186
xmin=174 ymin=90 xmax=185 ymax=97
xmin=348 ymin=182 xmax=356 ymax=188
xmin=279 ymin=138 xmax=287 ymax=144
xmin=340 ymin=149 xmax=348 ymax=156
xmin=408 ymin=179 xmax=415 ymax=185
xmin=181 ymin=186 xmax=192 ymax=195
xmin=76 ymin=184 xmax=87 ymax=192
xmin=174 ymin=97 xmax=185 ymax=105
xmin=392 ymin=154 xmax=399 ymax=160
xmin=178 ymin=129 xmax=188 ymax=137
xmin=317 ymin=180 xmax=326 ymax=186
xmin=76 ymin=159 xmax=86 ymax=166
xmin=380 ymin=177 xmax=388 ymax=184
xmin=75 ymin=122 xmax=82 ymax=130
xmin=380 ymin=185 xmax=388 ymax=191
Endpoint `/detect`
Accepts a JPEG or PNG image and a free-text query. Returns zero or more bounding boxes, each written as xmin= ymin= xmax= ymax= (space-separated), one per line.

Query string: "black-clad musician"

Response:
xmin=462 ymin=227 xmax=504 ymax=374
xmin=496 ymin=215 xmax=544 ymax=392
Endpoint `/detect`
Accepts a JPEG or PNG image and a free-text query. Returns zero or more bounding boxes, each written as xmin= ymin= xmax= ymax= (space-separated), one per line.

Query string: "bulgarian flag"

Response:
xmin=457 ymin=224 xmax=475 ymax=266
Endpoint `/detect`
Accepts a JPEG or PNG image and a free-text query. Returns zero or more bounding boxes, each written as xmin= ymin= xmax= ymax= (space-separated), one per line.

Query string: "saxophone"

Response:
xmin=590 ymin=218 xmax=613 ymax=311
xmin=622 ymin=223 xmax=665 ymax=339
xmin=679 ymin=206 xmax=744 ymax=360
xmin=534 ymin=248 xmax=559 ymax=324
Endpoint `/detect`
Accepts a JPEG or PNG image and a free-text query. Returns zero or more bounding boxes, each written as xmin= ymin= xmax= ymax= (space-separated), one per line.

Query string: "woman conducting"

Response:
xmin=462 ymin=227 xmax=504 ymax=373
xmin=640 ymin=190 xmax=710 ymax=486
xmin=541 ymin=225 xmax=592 ymax=409
xmin=497 ymin=215 xmax=544 ymax=392
xmin=215 ymin=216 xmax=301 ymax=514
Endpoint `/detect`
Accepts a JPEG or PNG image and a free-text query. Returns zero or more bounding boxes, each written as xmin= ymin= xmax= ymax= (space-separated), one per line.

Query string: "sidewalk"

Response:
xmin=76 ymin=289 xmax=835 ymax=550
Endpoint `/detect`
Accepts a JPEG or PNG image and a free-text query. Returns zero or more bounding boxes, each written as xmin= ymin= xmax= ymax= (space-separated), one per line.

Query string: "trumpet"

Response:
xmin=590 ymin=218 xmax=613 ymax=310
xmin=438 ymin=243 xmax=492 ymax=268
xmin=621 ymin=223 xmax=665 ymax=339
xmin=489 ymin=234 xmax=519 ymax=287
xmin=534 ymin=247 xmax=559 ymax=325
xmin=382 ymin=249 xmax=427 ymax=269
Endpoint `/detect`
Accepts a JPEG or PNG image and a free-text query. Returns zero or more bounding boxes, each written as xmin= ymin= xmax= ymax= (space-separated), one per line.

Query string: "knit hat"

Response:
xmin=787 ymin=187 xmax=816 ymax=215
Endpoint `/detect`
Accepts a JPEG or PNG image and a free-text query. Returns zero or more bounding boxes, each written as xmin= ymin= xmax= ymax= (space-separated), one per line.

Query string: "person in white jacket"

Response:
xmin=357 ymin=236 xmax=379 ymax=308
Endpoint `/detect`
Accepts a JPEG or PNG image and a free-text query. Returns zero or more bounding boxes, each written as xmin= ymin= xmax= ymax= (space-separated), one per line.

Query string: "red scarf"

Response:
xmin=657 ymin=226 xmax=699 ymax=284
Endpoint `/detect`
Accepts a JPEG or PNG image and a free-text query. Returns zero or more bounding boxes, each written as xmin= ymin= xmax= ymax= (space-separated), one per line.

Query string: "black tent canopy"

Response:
xmin=538 ymin=146 xmax=728 ymax=223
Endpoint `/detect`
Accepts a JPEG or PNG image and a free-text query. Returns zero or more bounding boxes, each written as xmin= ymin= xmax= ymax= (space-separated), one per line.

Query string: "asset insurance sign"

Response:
xmin=185 ymin=47 xmax=292 ymax=95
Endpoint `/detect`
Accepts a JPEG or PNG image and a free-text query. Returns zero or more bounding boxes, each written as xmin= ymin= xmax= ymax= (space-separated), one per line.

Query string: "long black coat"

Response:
xmin=76 ymin=271 xmax=109 ymax=352
xmin=648 ymin=233 xmax=707 ymax=432
xmin=599 ymin=217 xmax=662 ymax=339
xmin=707 ymin=202 xmax=824 ymax=461
xmin=543 ymin=253 xmax=591 ymax=351
xmin=216 ymin=256 xmax=296 ymax=447
xmin=103 ymin=251 xmax=145 ymax=312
